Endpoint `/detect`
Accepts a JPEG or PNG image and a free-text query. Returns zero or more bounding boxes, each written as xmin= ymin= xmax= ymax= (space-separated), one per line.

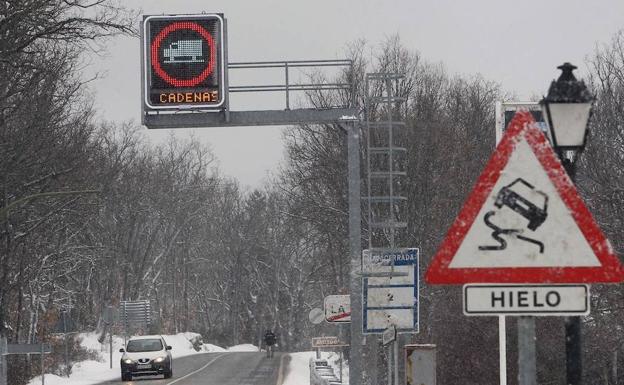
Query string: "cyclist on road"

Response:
xmin=263 ymin=329 xmax=277 ymax=358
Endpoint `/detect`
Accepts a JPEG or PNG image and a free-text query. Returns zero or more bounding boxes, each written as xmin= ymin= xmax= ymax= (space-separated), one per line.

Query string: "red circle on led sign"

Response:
xmin=151 ymin=21 xmax=217 ymax=87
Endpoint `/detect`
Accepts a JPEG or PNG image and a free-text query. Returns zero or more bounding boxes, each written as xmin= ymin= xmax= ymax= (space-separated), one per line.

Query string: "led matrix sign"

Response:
xmin=143 ymin=14 xmax=225 ymax=109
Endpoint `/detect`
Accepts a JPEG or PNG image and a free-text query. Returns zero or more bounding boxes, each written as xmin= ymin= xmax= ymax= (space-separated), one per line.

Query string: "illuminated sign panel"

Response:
xmin=143 ymin=14 xmax=225 ymax=109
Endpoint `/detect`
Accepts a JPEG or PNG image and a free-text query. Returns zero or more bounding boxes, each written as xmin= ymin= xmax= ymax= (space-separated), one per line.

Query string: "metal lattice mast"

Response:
xmin=364 ymin=73 xmax=408 ymax=385
xmin=365 ymin=73 xmax=407 ymax=252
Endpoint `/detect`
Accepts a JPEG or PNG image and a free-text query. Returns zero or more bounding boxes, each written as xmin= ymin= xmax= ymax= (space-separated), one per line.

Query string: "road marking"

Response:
xmin=275 ymin=354 xmax=286 ymax=385
xmin=166 ymin=353 xmax=227 ymax=384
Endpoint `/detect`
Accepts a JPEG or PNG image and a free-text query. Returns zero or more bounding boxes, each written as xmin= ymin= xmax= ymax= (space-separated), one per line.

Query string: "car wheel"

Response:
xmin=121 ymin=373 xmax=132 ymax=381
xmin=164 ymin=367 xmax=173 ymax=379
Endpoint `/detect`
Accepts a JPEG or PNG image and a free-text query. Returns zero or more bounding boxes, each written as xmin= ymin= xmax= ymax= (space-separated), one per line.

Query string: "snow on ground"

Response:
xmin=26 ymin=332 xmax=347 ymax=385
xmin=284 ymin=352 xmax=315 ymax=385
xmin=226 ymin=343 xmax=259 ymax=352
xmin=283 ymin=351 xmax=348 ymax=385
xmin=26 ymin=332 xmax=229 ymax=385
xmin=202 ymin=343 xmax=227 ymax=352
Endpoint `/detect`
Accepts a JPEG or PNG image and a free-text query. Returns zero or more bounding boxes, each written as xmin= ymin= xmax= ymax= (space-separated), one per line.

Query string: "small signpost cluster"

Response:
xmin=362 ymin=248 xmax=419 ymax=333
xmin=308 ymin=296 xmax=351 ymax=382
xmin=0 ymin=338 xmax=51 ymax=385
xmin=426 ymin=110 xmax=624 ymax=385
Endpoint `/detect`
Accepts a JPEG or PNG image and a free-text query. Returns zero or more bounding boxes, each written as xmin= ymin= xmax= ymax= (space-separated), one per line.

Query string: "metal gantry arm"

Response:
xmin=229 ymin=60 xmax=353 ymax=111
xmin=143 ymin=59 xmax=355 ymax=129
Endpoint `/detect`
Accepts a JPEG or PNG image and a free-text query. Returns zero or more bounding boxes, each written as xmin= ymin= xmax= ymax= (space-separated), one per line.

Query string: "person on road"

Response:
xmin=263 ymin=329 xmax=276 ymax=358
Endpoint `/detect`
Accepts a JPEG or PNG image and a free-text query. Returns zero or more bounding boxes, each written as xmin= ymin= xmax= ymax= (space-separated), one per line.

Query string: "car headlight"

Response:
xmin=153 ymin=356 xmax=166 ymax=363
xmin=123 ymin=359 xmax=134 ymax=364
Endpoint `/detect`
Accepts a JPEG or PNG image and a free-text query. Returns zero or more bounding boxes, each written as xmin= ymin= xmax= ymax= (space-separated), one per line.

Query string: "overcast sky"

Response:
xmin=89 ymin=0 xmax=624 ymax=188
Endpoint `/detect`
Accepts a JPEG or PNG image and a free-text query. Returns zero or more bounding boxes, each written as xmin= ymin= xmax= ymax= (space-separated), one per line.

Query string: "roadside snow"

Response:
xmin=284 ymin=352 xmax=315 ymax=385
xmin=26 ymin=332 xmax=228 ymax=385
xmin=25 ymin=333 xmax=338 ymax=385
xmin=226 ymin=343 xmax=259 ymax=352
xmin=284 ymin=351 xmax=348 ymax=385
xmin=202 ymin=343 xmax=227 ymax=352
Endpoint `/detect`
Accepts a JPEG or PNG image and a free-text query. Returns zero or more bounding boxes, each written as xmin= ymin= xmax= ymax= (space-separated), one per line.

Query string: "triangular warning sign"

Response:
xmin=426 ymin=110 xmax=624 ymax=284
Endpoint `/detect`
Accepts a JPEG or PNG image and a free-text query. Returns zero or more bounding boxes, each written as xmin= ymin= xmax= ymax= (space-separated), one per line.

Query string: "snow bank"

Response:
xmin=284 ymin=352 xmax=315 ymax=385
xmin=283 ymin=351 xmax=348 ymax=385
xmin=226 ymin=343 xmax=259 ymax=352
xmin=26 ymin=332 xmax=227 ymax=385
xmin=202 ymin=343 xmax=227 ymax=352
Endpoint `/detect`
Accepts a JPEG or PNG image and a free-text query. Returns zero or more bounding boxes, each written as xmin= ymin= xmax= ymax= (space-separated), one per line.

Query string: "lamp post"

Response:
xmin=540 ymin=62 xmax=594 ymax=385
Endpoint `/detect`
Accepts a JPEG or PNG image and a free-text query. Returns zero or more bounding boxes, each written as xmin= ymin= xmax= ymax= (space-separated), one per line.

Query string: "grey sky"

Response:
xmin=90 ymin=0 xmax=624 ymax=187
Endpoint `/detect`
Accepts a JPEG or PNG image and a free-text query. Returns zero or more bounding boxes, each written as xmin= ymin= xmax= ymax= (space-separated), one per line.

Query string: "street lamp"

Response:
xmin=540 ymin=63 xmax=594 ymax=385
xmin=540 ymin=62 xmax=594 ymax=153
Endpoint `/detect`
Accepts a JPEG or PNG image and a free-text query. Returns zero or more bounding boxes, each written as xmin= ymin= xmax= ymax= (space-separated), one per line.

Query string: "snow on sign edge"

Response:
xmin=425 ymin=110 xmax=624 ymax=284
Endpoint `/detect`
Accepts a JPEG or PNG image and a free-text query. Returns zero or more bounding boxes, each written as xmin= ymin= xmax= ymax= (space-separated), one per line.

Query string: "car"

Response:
xmin=119 ymin=335 xmax=173 ymax=381
xmin=494 ymin=178 xmax=548 ymax=231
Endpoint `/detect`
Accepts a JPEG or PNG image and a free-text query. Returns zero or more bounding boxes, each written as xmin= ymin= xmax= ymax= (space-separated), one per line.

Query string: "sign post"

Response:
xmin=426 ymin=111 xmax=624 ymax=385
xmin=0 ymin=339 xmax=52 ymax=385
xmin=362 ymin=248 xmax=419 ymax=334
xmin=382 ymin=325 xmax=397 ymax=385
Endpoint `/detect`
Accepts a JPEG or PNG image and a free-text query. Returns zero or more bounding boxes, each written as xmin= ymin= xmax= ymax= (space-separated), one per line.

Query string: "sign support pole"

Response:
xmin=387 ymin=344 xmax=391 ymax=385
xmin=346 ymin=120 xmax=364 ymax=385
xmin=565 ymin=316 xmax=582 ymax=385
xmin=0 ymin=337 xmax=7 ymax=385
xmin=393 ymin=340 xmax=399 ymax=385
xmin=109 ymin=329 xmax=113 ymax=369
xmin=63 ymin=312 xmax=69 ymax=377
xmin=41 ymin=342 xmax=45 ymax=385
xmin=499 ymin=316 xmax=507 ymax=385
xmin=517 ymin=317 xmax=536 ymax=385
xmin=340 ymin=351 xmax=343 ymax=383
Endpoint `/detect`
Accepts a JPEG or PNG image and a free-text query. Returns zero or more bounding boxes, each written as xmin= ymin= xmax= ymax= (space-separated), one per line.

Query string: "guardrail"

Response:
xmin=309 ymin=358 xmax=342 ymax=385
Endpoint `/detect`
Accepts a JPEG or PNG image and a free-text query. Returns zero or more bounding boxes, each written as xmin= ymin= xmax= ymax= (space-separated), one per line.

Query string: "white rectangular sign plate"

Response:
xmin=363 ymin=248 xmax=419 ymax=334
xmin=6 ymin=344 xmax=52 ymax=355
xmin=311 ymin=336 xmax=349 ymax=348
xmin=463 ymin=284 xmax=590 ymax=316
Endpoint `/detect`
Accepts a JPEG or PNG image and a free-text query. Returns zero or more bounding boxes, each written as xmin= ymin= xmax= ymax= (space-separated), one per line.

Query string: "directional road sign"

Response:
xmin=363 ymin=248 xmax=419 ymax=333
xmin=5 ymin=344 xmax=52 ymax=355
xmin=426 ymin=111 xmax=624 ymax=284
xmin=312 ymin=336 xmax=349 ymax=348
xmin=324 ymin=295 xmax=351 ymax=323
xmin=121 ymin=300 xmax=152 ymax=326
xmin=463 ymin=284 xmax=589 ymax=316
xmin=382 ymin=325 xmax=397 ymax=346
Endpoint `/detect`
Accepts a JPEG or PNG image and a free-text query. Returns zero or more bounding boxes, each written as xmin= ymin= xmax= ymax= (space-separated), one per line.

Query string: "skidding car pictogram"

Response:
xmin=479 ymin=178 xmax=548 ymax=253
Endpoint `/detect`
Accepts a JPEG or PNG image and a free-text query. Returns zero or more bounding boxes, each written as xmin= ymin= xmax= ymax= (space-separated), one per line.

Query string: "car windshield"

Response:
xmin=126 ymin=339 xmax=163 ymax=352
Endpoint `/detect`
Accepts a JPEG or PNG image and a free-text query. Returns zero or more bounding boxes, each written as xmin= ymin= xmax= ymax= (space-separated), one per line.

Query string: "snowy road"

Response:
xmin=96 ymin=352 xmax=288 ymax=385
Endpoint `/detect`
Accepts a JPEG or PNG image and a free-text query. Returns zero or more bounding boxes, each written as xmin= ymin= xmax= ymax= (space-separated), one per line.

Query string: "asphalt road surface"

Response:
xmin=96 ymin=352 xmax=289 ymax=385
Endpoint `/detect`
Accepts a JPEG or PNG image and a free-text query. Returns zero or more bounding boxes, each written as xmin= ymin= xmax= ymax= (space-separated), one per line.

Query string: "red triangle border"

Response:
xmin=425 ymin=110 xmax=624 ymax=284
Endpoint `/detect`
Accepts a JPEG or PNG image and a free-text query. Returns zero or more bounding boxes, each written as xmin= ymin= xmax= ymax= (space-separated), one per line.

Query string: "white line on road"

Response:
xmin=166 ymin=353 xmax=227 ymax=385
